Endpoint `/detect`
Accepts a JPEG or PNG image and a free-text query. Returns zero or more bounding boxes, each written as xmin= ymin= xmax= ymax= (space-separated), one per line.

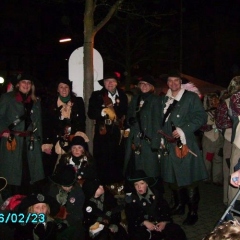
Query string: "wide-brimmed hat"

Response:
xmin=16 ymin=72 xmax=34 ymax=84
xmin=49 ymin=164 xmax=77 ymax=187
xmin=0 ymin=177 xmax=7 ymax=192
xmin=17 ymin=193 xmax=60 ymax=217
xmin=98 ymin=72 xmax=120 ymax=87
xmin=138 ymin=75 xmax=156 ymax=87
xmin=56 ymin=76 xmax=72 ymax=88
xmin=82 ymin=179 xmax=101 ymax=199
xmin=127 ymin=170 xmax=157 ymax=187
xmin=167 ymin=69 xmax=182 ymax=79
xmin=70 ymin=136 xmax=87 ymax=149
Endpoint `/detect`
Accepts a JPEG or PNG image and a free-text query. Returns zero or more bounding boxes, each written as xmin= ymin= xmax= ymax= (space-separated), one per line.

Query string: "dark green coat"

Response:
xmin=0 ymin=91 xmax=44 ymax=185
xmin=124 ymin=93 xmax=162 ymax=178
xmin=159 ymin=90 xmax=208 ymax=186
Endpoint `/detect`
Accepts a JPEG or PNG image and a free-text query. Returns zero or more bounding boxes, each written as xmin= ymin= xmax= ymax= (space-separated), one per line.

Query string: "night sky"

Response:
xmin=0 ymin=0 xmax=240 ymax=88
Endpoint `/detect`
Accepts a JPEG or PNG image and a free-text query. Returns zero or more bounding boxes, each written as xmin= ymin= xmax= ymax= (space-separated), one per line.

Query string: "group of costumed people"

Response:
xmin=0 ymin=68 xmax=215 ymax=240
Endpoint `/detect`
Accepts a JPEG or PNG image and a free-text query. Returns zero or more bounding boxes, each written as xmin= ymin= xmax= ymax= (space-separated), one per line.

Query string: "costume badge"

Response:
xmin=37 ymin=194 xmax=44 ymax=202
xmin=86 ymin=206 xmax=92 ymax=212
xmin=69 ymin=197 xmax=75 ymax=203
xmin=140 ymin=100 xmax=144 ymax=107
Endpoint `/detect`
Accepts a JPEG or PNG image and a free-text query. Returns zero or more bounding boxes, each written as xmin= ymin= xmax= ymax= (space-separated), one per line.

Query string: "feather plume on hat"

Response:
xmin=182 ymin=82 xmax=201 ymax=97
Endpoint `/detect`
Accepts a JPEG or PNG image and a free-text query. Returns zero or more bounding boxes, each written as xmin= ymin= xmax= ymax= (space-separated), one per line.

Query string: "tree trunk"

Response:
xmin=83 ymin=0 xmax=124 ymax=152
xmin=84 ymin=0 xmax=95 ymax=152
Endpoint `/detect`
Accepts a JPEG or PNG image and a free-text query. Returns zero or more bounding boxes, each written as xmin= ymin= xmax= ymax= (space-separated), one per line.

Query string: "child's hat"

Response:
xmin=49 ymin=164 xmax=77 ymax=187
xmin=18 ymin=193 xmax=60 ymax=216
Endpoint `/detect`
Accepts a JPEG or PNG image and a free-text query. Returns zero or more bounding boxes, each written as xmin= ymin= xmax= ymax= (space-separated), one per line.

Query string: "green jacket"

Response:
xmin=0 ymin=91 xmax=44 ymax=185
xmin=124 ymin=93 xmax=162 ymax=178
xmin=159 ymin=90 xmax=208 ymax=186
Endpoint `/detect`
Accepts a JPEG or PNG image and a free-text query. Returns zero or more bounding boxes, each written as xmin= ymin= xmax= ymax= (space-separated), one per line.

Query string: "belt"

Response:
xmin=11 ymin=130 xmax=33 ymax=137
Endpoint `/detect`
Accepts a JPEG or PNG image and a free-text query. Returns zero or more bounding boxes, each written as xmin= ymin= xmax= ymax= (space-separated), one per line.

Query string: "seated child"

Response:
xmin=125 ymin=170 xmax=187 ymax=240
xmin=47 ymin=164 xmax=85 ymax=240
xmin=14 ymin=193 xmax=60 ymax=240
xmin=82 ymin=179 xmax=128 ymax=240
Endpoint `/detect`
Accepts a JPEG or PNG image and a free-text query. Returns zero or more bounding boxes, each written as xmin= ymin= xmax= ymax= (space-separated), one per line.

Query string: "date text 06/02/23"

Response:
xmin=0 ymin=213 xmax=46 ymax=223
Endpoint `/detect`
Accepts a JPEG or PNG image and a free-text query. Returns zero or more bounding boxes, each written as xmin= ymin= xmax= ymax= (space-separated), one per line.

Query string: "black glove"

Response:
xmin=34 ymin=222 xmax=56 ymax=239
xmin=128 ymin=117 xmax=136 ymax=126
xmin=56 ymin=222 xmax=68 ymax=232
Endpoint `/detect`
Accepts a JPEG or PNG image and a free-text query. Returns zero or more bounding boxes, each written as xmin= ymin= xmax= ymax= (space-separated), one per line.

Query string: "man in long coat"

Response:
xmin=88 ymin=72 xmax=128 ymax=185
xmin=159 ymin=70 xmax=207 ymax=225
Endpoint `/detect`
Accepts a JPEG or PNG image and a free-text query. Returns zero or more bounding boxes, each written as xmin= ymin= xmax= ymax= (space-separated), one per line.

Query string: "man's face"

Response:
xmin=167 ymin=77 xmax=182 ymax=92
xmin=104 ymin=78 xmax=117 ymax=93
xmin=18 ymin=80 xmax=32 ymax=94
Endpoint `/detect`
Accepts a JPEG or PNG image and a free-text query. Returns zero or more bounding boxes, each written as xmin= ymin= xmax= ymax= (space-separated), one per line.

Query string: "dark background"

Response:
xmin=1 ymin=0 xmax=240 ymax=90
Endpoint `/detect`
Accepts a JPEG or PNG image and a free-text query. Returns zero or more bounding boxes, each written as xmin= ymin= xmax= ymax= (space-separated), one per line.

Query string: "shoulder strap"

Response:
xmin=162 ymin=91 xmax=187 ymax=126
xmin=162 ymin=99 xmax=178 ymax=126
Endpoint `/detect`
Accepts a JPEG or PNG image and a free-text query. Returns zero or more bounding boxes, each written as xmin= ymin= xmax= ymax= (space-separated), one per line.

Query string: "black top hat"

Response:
xmin=128 ymin=170 xmax=157 ymax=187
xmin=167 ymin=69 xmax=182 ymax=79
xmin=56 ymin=76 xmax=72 ymax=89
xmin=16 ymin=72 xmax=34 ymax=84
xmin=0 ymin=177 xmax=7 ymax=192
xmin=138 ymin=75 xmax=156 ymax=87
xmin=82 ymin=179 xmax=101 ymax=199
xmin=98 ymin=72 xmax=121 ymax=87
xmin=70 ymin=136 xmax=87 ymax=149
xmin=49 ymin=164 xmax=77 ymax=187
xmin=18 ymin=193 xmax=60 ymax=216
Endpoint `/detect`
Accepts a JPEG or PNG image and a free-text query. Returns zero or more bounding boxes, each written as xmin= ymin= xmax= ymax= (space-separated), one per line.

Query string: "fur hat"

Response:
xmin=49 ymin=164 xmax=77 ymax=187
xmin=82 ymin=179 xmax=102 ymax=199
xmin=98 ymin=72 xmax=120 ymax=87
xmin=138 ymin=75 xmax=156 ymax=87
xmin=17 ymin=193 xmax=60 ymax=216
xmin=70 ymin=136 xmax=87 ymax=149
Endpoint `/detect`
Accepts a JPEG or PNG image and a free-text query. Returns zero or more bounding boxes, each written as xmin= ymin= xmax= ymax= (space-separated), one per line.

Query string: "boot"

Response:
xmin=183 ymin=186 xmax=200 ymax=225
xmin=171 ymin=188 xmax=188 ymax=216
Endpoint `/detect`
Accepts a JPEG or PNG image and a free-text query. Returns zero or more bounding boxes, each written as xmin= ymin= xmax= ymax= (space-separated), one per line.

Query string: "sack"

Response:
xmin=6 ymin=138 xmax=17 ymax=151
xmin=175 ymin=144 xmax=189 ymax=158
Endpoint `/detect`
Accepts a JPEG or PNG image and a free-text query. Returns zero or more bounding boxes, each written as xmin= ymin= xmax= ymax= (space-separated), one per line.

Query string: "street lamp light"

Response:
xmin=0 ymin=76 xmax=4 ymax=84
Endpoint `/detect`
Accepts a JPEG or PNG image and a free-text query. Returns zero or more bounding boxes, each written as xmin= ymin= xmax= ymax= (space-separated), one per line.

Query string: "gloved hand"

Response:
xmin=103 ymin=108 xmax=116 ymax=121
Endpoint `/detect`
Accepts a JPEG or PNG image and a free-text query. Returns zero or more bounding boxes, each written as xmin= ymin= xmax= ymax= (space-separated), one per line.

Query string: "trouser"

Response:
xmin=202 ymin=134 xmax=224 ymax=183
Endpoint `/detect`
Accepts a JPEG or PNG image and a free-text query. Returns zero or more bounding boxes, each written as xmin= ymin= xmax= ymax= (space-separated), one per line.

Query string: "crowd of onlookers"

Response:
xmin=1 ymin=70 xmax=240 ymax=239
